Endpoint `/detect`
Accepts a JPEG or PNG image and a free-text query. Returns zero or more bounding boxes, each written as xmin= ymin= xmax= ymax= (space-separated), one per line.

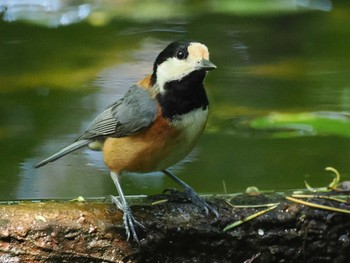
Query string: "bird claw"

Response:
xmin=162 ymin=169 xmax=219 ymax=218
xmin=123 ymin=207 xmax=144 ymax=243
xmin=183 ymin=186 xmax=219 ymax=218
xmin=111 ymin=195 xmax=144 ymax=243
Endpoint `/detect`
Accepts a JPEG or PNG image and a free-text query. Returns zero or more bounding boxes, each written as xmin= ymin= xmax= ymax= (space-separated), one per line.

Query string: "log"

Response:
xmin=0 ymin=191 xmax=350 ymax=262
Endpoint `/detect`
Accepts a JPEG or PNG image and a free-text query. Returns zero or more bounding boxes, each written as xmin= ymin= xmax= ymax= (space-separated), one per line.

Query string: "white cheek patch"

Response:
xmin=156 ymin=57 xmax=195 ymax=92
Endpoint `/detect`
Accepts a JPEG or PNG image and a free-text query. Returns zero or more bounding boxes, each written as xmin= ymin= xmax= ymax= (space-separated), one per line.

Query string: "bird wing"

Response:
xmin=78 ymin=85 xmax=158 ymax=140
xmin=34 ymin=85 xmax=157 ymax=168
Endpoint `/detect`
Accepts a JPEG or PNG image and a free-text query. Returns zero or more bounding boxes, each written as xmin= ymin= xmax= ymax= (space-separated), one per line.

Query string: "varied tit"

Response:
xmin=35 ymin=40 xmax=217 ymax=243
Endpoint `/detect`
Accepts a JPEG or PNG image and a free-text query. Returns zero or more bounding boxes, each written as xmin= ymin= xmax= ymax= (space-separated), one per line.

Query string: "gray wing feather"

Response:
xmin=35 ymin=85 xmax=156 ymax=168
xmin=34 ymin=139 xmax=90 ymax=168
xmin=78 ymin=85 xmax=157 ymax=140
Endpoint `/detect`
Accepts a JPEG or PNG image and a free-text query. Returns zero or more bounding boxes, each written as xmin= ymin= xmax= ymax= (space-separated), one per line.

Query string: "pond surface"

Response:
xmin=1 ymin=0 xmax=350 ymax=200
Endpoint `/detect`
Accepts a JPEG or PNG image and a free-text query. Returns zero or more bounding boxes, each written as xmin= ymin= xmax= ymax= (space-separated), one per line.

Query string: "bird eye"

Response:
xmin=176 ymin=49 xmax=186 ymax=60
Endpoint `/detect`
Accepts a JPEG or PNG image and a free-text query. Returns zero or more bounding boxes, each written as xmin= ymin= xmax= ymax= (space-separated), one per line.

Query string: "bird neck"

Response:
xmin=155 ymin=70 xmax=209 ymax=120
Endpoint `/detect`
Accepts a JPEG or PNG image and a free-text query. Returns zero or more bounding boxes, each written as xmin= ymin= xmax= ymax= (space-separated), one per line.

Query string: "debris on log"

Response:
xmin=0 ymin=190 xmax=350 ymax=263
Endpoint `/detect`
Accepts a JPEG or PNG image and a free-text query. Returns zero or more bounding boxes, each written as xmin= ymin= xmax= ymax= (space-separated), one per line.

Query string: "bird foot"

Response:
xmin=111 ymin=196 xmax=145 ymax=243
xmin=164 ymin=187 xmax=219 ymax=218
xmin=162 ymin=169 xmax=219 ymax=218
xmin=183 ymin=186 xmax=219 ymax=218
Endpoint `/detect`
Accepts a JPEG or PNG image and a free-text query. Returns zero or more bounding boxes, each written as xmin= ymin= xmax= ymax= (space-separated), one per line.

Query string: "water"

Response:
xmin=1 ymin=0 xmax=350 ymax=200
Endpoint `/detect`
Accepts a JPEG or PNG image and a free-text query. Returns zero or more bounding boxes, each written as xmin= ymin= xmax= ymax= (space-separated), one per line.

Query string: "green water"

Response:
xmin=1 ymin=0 xmax=350 ymax=200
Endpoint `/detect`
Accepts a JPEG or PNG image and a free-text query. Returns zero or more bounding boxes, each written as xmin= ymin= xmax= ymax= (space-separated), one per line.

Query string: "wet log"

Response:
xmin=0 ymin=191 xmax=350 ymax=263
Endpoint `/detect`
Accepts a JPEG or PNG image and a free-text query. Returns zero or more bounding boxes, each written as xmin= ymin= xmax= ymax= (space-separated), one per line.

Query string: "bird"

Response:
xmin=35 ymin=40 xmax=217 ymax=243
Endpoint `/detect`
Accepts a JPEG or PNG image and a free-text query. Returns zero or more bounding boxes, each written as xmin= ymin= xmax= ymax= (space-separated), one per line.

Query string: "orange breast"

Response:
xmin=102 ymin=116 xmax=182 ymax=173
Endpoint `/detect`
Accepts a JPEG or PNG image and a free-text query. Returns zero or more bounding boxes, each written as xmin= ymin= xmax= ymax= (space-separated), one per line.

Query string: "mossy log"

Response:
xmin=0 ymin=191 xmax=350 ymax=263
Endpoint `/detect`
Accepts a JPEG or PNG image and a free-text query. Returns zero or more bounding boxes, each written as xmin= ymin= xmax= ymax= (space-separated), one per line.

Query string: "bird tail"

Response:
xmin=34 ymin=139 xmax=90 ymax=168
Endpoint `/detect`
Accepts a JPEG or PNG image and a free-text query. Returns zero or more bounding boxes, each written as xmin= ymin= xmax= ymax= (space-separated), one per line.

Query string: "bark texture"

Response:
xmin=0 ymin=192 xmax=350 ymax=263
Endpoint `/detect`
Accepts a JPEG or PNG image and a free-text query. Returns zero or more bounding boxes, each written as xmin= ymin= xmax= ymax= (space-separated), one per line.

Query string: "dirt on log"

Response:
xmin=0 ymin=191 xmax=350 ymax=263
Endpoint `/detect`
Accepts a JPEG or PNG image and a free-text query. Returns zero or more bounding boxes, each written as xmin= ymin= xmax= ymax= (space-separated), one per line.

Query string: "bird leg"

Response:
xmin=162 ymin=169 xmax=219 ymax=217
xmin=110 ymin=171 xmax=144 ymax=243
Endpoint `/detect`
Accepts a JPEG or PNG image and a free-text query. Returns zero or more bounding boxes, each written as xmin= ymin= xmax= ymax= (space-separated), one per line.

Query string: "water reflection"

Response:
xmin=1 ymin=1 xmax=350 ymax=201
xmin=1 ymin=0 xmax=91 ymax=27
xmin=1 ymin=0 xmax=334 ymax=28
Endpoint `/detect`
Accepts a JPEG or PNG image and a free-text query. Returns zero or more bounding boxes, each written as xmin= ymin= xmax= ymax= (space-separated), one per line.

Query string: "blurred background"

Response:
xmin=1 ymin=0 xmax=350 ymax=200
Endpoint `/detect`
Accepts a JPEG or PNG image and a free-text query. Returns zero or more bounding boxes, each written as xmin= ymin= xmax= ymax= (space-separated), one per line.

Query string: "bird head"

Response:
xmin=151 ymin=41 xmax=216 ymax=92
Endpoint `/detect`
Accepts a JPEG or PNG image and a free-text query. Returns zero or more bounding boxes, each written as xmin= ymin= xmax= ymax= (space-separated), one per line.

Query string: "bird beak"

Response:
xmin=197 ymin=59 xmax=217 ymax=71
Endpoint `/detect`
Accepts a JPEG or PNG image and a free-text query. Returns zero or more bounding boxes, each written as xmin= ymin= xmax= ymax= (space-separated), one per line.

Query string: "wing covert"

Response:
xmin=78 ymin=85 xmax=157 ymax=140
